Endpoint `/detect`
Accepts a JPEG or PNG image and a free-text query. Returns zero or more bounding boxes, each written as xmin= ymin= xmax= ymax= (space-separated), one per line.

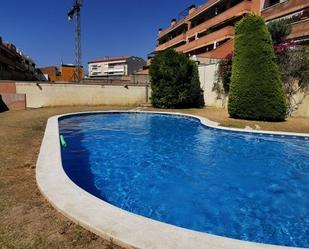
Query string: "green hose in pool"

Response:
xmin=60 ymin=135 xmax=67 ymax=147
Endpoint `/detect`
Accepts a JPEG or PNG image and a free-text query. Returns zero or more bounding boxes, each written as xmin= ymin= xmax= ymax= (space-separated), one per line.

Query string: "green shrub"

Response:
xmin=213 ymin=54 xmax=233 ymax=98
xmin=149 ymin=49 xmax=204 ymax=108
xmin=276 ymin=45 xmax=309 ymax=116
xmin=267 ymin=19 xmax=291 ymax=45
xmin=228 ymin=14 xmax=287 ymax=121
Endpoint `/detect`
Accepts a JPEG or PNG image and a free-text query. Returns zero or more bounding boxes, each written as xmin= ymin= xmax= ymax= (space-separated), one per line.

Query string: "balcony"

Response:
xmin=187 ymin=1 xmax=252 ymax=38
xmin=108 ymin=64 xmax=125 ymax=69
xmin=0 ymin=55 xmax=15 ymax=67
xmin=198 ymin=38 xmax=234 ymax=59
xmin=104 ymin=71 xmax=124 ymax=76
xmin=288 ymin=18 xmax=309 ymax=40
xmin=158 ymin=20 xmax=187 ymax=39
xmin=187 ymin=0 xmax=222 ymax=21
xmin=157 ymin=0 xmax=224 ymax=39
xmin=262 ymin=0 xmax=309 ymax=21
xmin=176 ymin=26 xmax=234 ymax=53
xmin=107 ymin=67 xmax=126 ymax=73
xmin=156 ymin=33 xmax=186 ymax=52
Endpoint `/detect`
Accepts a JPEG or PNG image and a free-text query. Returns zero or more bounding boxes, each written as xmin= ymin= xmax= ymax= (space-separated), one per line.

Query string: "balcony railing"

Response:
xmin=186 ymin=1 xmax=252 ymax=38
xmin=157 ymin=0 xmax=224 ymax=39
xmin=176 ymin=26 xmax=234 ymax=53
xmin=262 ymin=0 xmax=309 ymax=21
xmin=284 ymin=7 xmax=309 ymax=24
xmin=156 ymin=33 xmax=186 ymax=52
xmin=288 ymin=18 xmax=309 ymax=39
xmin=198 ymin=38 xmax=234 ymax=59
xmin=107 ymin=67 xmax=125 ymax=73
xmin=108 ymin=65 xmax=125 ymax=70
xmin=158 ymin=20 xmax=187 ymax=39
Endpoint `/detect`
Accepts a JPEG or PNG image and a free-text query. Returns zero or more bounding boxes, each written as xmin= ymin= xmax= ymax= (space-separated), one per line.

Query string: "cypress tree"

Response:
xmin=228 ymin=14 xmax=287 ymax=121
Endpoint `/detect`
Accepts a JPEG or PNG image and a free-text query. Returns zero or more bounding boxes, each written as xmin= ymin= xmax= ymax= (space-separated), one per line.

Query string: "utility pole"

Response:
xmin=68 ymin=0 xmax=82 ymax=83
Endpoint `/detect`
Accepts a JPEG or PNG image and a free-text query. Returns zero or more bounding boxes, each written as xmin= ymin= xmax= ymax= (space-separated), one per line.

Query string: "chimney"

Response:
xmin=171 ymin=18 xmax=177 ymax=26
xmin=189 ymin=4 xmax=196 ymax=14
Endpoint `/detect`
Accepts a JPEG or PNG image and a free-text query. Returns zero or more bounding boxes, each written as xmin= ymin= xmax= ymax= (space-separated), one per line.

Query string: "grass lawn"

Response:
xmin=0 ymin=106 xmax=308 ymax=249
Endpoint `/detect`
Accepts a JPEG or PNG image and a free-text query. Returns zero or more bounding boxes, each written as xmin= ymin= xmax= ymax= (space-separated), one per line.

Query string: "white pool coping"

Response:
xmin=36 ymin=110 xmax=308 ymax=249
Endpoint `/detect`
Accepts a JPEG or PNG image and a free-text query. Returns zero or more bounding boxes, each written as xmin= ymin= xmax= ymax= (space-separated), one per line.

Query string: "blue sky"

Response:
xmin=0 ymin=0 xmax=206 ymax=70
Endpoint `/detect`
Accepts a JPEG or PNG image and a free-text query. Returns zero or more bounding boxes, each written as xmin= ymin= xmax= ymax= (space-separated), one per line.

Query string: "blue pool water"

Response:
xmin=59 ymin=113 xmax=309 ymax=248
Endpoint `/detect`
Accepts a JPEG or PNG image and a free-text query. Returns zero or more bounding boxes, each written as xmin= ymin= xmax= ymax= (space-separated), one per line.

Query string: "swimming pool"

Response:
xmin=59 ymin=112 xmax=309 ymax=248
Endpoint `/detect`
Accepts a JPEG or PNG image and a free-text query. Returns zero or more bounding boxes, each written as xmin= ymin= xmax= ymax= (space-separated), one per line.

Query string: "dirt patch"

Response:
xmin=0 ymin=106 xmax=308 ymax=249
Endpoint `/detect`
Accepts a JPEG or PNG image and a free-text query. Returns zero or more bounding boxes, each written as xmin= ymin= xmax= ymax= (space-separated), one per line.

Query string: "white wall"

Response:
xmin=198 ymin=63 xmax=226 ymax=108
xmin=15 ymin=83 xmax=148 ymax=108
xmin=198 ymin=63 xmax=309 ymax=117
xmin=13 ymin=77 xmax=309 ymax=117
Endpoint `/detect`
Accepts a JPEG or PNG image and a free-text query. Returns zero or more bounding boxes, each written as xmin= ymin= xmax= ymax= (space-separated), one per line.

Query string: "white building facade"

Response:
xmin=88 ymin=56 xmax=146 ymax=79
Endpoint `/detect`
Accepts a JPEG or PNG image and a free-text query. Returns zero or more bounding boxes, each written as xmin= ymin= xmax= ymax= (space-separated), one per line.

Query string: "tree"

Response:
xmin=149 ymin=49 xmax=204 ymax=108
xmin=212 ymin=53 xmax=233 ymax=107
xmin=228 ymin=14 xmax=287 ymax=121
xmin=267 ymin=19 xmax=291 ymax=45
xmin=276 ymin=46 xmax=309 ymax=116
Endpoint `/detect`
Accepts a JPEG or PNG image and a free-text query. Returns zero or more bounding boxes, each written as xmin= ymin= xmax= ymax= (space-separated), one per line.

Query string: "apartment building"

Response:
xmin=156 ymin=0 xmax=262 ymax=59
xmin=88 ymin=56 xmax=146 ymax=79
xmin=40 ymin=64 xmax=84 ymax=82
xmin=262 ymin=0 xmax=309 ymax=43
xmin=0 ymin=36 xmax=43 ymax=81
xmin=155 ymin=0 xmax=308 ymax=60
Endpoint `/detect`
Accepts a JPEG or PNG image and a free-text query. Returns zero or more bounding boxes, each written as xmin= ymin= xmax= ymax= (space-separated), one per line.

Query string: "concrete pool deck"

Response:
xmin=36 ymin=111 xmax=308 ymax=249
